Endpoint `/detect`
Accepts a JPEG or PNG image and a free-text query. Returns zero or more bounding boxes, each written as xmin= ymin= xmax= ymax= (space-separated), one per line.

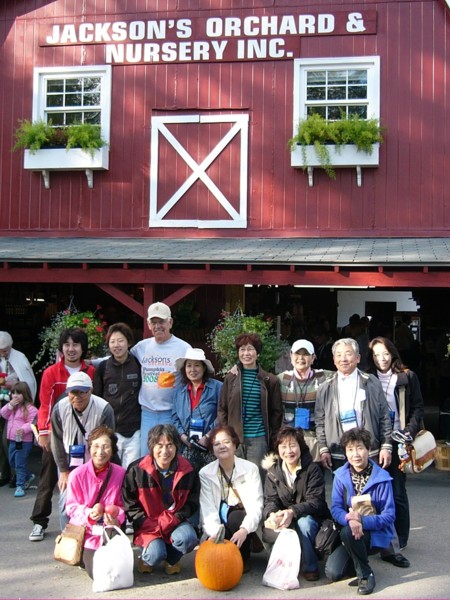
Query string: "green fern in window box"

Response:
xmin=13 ymin=119 xmax=55 ymax=154
xmin=289 ymin=113 xmax=383 ymax=178
xmin=65 ymin=122 xmax=107 ymax=157
xmin=13 ymin=120 xmax=107 ymax=157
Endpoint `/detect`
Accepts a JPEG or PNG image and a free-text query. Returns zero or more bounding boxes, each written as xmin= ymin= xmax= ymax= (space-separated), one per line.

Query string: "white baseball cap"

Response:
xmin=147 ymin=302 xmax=171 ymax=320
xmin=291 ymin=339 xmax=315 ymax=355
xmin=66 ymin=371 xmax=93 ymax=393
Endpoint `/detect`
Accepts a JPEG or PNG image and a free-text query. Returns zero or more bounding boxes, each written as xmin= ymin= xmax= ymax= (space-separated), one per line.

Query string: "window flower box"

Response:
xmin=23 ymin=147 xmax=109 ymax=188
xmin=289 ymin=113 xmax=383 ymax=186
xmin=291 ymin=143 xmax=379 ymax=186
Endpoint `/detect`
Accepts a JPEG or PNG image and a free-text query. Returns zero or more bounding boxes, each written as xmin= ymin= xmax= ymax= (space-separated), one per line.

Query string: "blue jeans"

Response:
xmin=295 ymin=515 xmax=320 ymax=572
xmin=140 ymin=409 xmax=172 ymax=456
xmin=141 ymin=521 xmax=198 ymax=567
xmin=8 ymin=440 xmax=33 ymax=487
xmin=58 ymin=483 xmax=70 ymax=531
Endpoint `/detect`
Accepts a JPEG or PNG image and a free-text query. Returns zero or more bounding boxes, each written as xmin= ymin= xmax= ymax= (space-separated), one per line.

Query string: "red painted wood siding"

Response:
xmin=1 ymin=0 xmax=449 ymax=237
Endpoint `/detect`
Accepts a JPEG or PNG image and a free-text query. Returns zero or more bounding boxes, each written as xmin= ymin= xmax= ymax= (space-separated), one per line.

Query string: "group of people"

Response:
xmin=0 ymin=301 xmax=425 ymax=595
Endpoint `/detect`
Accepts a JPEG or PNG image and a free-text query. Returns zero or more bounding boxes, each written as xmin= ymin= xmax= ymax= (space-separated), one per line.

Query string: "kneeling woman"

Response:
xmin=262 ymin=425 xmax=330 ymax=582
xmin=123 ymin=424 xmax=199 ymax=575
xmin=65 ymin=426 xmax=126 ymax=578
xmin=199 ymin=425 xmax=263 ymax=572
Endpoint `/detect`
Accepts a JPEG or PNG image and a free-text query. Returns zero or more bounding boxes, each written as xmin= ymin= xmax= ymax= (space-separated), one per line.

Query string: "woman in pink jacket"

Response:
xmin=65 ymin=425 xmax=126 ymax=578
xmin=0 ymin=381 xmax=37 ymax=498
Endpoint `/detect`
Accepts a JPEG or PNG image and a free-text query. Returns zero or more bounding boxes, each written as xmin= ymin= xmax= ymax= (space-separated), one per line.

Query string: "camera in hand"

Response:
xmin=189 ymin=435 xmax=208 ymax=453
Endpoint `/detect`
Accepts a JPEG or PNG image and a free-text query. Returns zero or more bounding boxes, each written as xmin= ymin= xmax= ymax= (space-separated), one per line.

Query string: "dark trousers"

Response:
xmin=225 ymin=508 xmax=251 ymax=563
xmin=0 ymin=418 xmax=11 ymax=482
xmin=30 ymin=447 xmax=58 ymax=529
xmin=387 ymin=444 xmax=410 ymax=548
xmin=340 ymin=525 xmax=372 ymax=580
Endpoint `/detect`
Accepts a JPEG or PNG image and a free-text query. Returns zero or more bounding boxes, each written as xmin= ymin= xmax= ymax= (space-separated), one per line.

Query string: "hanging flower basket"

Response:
xmin=32 ymin=303 xmax=107 ymax=373
xmin=207 ymin=306 xmax=288 ymax=377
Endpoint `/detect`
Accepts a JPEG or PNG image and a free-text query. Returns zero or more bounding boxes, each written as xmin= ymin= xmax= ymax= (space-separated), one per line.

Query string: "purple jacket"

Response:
xmin=65 ymin=459 xmax=126 ymax=550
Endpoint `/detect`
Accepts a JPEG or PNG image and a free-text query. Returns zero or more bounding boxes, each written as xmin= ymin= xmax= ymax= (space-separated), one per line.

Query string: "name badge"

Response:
xmin=189 ymin=417 xmax=205 ymax=439
xmin=340 ymin=409 xmax=357 ymax=432
xmin=295 ymin=407 xmax=311 ymax=430
xmin=92 ymin=524 xmax=104 ymax=536
xmin=69 ymin=444 xmax=86 ymax=468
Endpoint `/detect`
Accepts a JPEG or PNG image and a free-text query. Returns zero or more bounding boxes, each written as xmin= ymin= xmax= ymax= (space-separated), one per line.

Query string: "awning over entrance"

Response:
xmin=1 ymin=236 xmax=450 ymax=266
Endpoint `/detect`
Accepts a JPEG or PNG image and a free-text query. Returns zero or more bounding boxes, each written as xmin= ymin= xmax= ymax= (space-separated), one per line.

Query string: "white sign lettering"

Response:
xmin=42 ymin=11 xmax=376 ymax=64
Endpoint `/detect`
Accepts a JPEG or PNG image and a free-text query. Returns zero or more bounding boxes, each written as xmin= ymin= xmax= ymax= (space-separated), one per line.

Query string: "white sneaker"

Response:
xmin=29 ymin=524 xmax=44 ymax=542
xmin=24 ymin=474 xmax=35 ymax=490
xmin=125 ymin=521 xmax=134 ymax=535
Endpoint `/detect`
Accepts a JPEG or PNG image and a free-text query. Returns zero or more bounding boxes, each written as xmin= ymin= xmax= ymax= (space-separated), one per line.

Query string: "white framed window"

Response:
xmin=31 ymin=65 xmax=112 ymax=141
xmin=293 ymin=56 xmax=380 ymax=127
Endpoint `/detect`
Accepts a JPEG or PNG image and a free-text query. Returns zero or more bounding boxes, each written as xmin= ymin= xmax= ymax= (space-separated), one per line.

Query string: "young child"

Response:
xmin=0 ymin=381 xmax=38 ymax=497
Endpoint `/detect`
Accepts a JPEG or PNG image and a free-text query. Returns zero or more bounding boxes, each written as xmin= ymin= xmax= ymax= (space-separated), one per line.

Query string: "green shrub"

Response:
xmin=207 ymin=307 xmax=288 ymax=377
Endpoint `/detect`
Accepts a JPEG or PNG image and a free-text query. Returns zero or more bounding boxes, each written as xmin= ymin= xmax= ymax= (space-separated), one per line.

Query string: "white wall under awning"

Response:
xmin=337 ymin=290 xmax=419 ymax=329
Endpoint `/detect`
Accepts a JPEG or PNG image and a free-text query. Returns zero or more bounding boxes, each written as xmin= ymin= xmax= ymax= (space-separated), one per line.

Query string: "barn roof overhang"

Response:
xmin=1 ymin=237 xmax=450 ymax=289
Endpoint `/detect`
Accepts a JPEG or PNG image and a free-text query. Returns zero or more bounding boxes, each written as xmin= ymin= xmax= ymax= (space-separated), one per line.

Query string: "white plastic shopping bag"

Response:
xmin=92 ymin=526 xmax=134 ymax=592
xmin=262 ymin=528 xmax=301 ymax=590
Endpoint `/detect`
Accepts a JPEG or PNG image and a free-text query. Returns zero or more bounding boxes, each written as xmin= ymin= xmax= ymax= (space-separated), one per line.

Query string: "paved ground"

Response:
xmin=1 ymin=449 xmax=449 ymax=600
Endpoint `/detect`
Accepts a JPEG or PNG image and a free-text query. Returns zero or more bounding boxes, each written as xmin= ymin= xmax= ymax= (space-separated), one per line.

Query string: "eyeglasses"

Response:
xmin=279 ymin=444 xmax=298 ymax=450
xmin=69 ymin=390 xmax=90 ymax=397
xmin=212 ymin=439 xmax=233 ymax=448
xmin=91 ymin=444 xmax=112 ymax=451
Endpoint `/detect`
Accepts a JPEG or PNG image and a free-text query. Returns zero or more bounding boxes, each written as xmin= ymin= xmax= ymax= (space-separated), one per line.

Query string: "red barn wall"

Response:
xmin=1 ymin=0 xmax=449 ymax=238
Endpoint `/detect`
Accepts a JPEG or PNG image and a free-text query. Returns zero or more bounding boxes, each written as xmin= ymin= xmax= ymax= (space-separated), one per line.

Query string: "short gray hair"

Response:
xmin=0 ymin=332 xmax=13 ymax=349
xmin=332 ymin=338 xmax=360 ymax=356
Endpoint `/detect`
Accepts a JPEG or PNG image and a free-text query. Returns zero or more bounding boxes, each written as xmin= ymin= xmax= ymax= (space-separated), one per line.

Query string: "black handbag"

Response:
xmin=314 ymin=518 xmax=340 ymax=558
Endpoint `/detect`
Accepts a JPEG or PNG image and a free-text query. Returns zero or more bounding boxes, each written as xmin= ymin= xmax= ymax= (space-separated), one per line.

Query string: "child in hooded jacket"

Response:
xmin=0 ymin=381 xmax=37 ymax=497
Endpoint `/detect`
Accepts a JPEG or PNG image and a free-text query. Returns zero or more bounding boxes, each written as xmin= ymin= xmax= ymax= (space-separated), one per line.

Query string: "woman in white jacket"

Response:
xmin=199 ymin=425 xmax=263 ymax=572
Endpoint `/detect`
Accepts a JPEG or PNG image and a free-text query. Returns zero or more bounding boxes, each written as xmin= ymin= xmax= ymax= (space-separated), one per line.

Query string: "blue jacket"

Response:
xmin=331 ymin=459 xmax=396 ymax=549
xmin=171 ymin=378 xmax=222 ymax=438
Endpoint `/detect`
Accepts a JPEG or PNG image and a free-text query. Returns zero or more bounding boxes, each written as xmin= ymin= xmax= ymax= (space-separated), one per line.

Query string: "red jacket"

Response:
xmin=37 ymin=360 xmax=95 ymax=435
xmin=122 ymin=453 xmax=199 ymax=548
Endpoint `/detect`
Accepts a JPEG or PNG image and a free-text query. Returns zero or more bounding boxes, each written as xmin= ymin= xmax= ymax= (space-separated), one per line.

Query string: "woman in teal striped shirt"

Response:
xmin=217 ymin=333 xmax=282 ymax=478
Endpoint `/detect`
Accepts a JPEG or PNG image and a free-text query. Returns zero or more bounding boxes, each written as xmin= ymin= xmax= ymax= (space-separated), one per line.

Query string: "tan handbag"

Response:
xmin=400 ymin=429 xmax=436 ymax=474
xmin=54 ymin=523 xmax=86 ymax=566
xmin=54 ymin=465 xmax=112 ymax=566
xmin=398 ymin=387 xmax=436 ymax=474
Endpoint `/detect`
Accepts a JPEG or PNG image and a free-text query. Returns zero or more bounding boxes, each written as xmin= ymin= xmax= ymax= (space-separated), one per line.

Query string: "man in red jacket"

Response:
xmin=28 ymin=328 xmax=95 ymax=542
xmin=122 ymin=424 xmax=199 ymax=575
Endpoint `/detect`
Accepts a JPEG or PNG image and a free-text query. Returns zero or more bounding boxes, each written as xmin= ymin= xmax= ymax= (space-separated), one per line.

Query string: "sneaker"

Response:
xmin=164 ymin=561 xmax=181 ymax=575
xmin=125 ymin=521 xmax=134 ymax=535
xmin=14 ymin=486 xmax=25 ymax=498
xmin=24 ymin=474 xmax=35 ymax=490
xmin=137 ymin=558 xmax=153 ymax=574
xmin=29 ymin=524 xmax=45 ymax=542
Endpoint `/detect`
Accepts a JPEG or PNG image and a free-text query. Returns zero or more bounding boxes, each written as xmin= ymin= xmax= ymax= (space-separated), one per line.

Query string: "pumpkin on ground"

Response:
xmin=195 ymin=524 xmax=244 ymax=591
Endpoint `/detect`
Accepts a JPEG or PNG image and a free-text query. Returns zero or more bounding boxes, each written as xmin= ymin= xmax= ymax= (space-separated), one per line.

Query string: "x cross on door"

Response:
xmin=150 ymin=114 xmax=249 ymax=228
